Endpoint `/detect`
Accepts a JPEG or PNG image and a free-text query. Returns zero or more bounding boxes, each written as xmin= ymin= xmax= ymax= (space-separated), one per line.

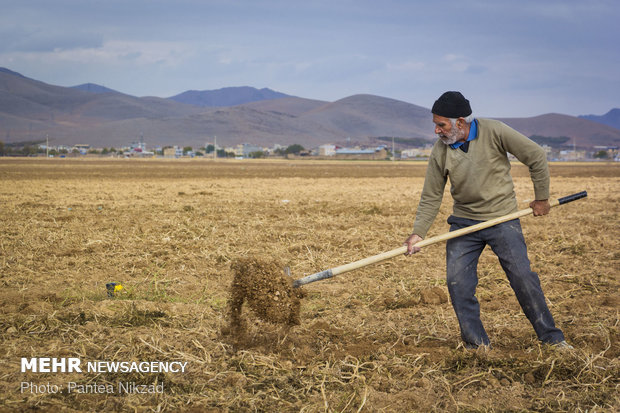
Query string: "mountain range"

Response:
xmin=168 ymin=86 xmax=291 ymax=107
xmin=1 ymin=67 xmax=619 ymax=150
xmin=579 ymin=109 xmax=620 ymax=130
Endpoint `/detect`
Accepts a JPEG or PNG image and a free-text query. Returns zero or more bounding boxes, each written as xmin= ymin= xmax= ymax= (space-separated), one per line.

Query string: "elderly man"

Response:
xmin=404 ymin=91 xmax=570 ymax=349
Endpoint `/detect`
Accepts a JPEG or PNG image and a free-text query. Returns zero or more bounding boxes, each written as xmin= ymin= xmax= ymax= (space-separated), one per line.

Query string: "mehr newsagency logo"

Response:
xmin=20 ymin=357 xmax=187 ymax=395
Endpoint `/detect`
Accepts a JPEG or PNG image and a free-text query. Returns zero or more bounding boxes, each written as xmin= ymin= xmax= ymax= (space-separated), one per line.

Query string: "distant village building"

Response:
xmin=318 ymin=144 xmax=336 ymax=156
xmin=163 ymin=146 xmax=183 ymax=158
xmin=333 ymin=146 xmax=387 ymax=160
xmin=314 ymin=144 xmax=388 ymax=159
xmin=72 ymin=144 xmax=90 ymax=155
xmin=558 ymin=149 xmax=587 ymax=161
xmin=336 ymin=148 xmax=376 ymax=155
xmin=235 ymin=143 xmax=265 ymax=157
xmin=400 ymin=147 xmax=432 ymax=159
xmin=130 ymin=140 xmax=146 ymax=152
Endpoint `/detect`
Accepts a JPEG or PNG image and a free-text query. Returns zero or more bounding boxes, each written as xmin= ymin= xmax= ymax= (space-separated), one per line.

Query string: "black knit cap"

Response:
xmin=431 ymin=91 xmax=472 ymax=118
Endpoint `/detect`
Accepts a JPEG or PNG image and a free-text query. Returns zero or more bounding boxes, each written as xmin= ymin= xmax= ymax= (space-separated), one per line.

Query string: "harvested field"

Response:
xmin=1 ymin=158 xmax=618 ymax=412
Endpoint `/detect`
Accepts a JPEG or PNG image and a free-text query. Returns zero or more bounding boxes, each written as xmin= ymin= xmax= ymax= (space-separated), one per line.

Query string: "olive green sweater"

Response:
xmin=412 ymin=118 xmax=549 ymax=238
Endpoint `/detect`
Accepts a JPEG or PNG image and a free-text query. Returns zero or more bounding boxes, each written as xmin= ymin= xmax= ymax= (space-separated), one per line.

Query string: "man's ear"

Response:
xmin=456 ymin=117 xmax=465 ymax=128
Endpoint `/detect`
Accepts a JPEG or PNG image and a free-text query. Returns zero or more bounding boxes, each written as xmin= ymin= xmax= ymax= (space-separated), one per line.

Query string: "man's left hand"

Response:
xmin=530 ymin=199 xmax=550 ymax=216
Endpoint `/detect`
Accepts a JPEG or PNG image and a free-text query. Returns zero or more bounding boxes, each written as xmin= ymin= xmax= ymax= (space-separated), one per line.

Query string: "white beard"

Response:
xmin=438 ymin=127 xmax=463 ymax=145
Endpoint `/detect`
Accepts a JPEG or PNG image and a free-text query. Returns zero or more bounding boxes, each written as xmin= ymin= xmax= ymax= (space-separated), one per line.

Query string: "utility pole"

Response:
xmin=392 ymin=136 xmax=395 ymax=161
xmin=46 ymin=134 xmax=49 ymax=158
xmin=214 ymin=136 xmax=217 ymax=160
xmin=573 ymin=137 xmax=576 ymax=161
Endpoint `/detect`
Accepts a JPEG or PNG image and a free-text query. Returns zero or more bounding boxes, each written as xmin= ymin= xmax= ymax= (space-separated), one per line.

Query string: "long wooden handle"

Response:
xmin=292 ymin=191 xmax=587 ymax=288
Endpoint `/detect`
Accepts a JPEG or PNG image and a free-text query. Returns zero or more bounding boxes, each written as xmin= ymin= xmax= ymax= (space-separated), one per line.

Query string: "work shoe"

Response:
xmin=462 ymin=342 xmax=492 ymax=352
xmin=552 ymin=340 xmax=574 ymax=350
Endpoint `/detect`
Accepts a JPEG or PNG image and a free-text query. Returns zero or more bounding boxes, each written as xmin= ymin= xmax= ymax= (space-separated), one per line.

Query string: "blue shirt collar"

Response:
xmin=449 ymin=118 xmax=477 ymax=149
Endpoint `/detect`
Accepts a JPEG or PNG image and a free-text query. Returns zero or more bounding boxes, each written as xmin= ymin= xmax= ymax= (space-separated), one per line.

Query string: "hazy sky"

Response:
xmin=1 ymin=0 xmax=618 ymax=117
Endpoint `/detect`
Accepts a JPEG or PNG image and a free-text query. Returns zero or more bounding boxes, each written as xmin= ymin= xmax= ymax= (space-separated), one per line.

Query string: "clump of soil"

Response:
xmin=420 ymin=286 xmax=448 ymax=305
xmin=225 ymin=257 xmax=304 ymax=332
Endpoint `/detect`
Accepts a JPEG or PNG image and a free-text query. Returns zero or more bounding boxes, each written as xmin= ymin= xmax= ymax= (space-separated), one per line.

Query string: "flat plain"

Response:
xmin=1 ymin=158 xmax=618 ymax=412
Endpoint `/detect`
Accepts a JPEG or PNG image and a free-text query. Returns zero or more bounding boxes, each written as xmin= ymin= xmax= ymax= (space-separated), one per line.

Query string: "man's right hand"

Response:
xmin=404 ymin=233 xmax=423 ymax=255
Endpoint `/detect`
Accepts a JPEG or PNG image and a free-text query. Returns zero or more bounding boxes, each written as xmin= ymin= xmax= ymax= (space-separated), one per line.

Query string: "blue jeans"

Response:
xmin=446 ymin=215 xmax=565 ymax=348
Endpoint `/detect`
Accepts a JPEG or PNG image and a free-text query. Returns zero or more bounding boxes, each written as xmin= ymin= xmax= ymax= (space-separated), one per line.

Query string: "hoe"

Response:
xmin=227 ymin=191 xmax=587 ymax=327
xmin=292 ymin=191 xmax=587 ymax=288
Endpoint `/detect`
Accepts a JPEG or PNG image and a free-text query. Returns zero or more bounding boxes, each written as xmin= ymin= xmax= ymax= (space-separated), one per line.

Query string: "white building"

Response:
xmin=318 ymin=144 xmax=336 ymax=156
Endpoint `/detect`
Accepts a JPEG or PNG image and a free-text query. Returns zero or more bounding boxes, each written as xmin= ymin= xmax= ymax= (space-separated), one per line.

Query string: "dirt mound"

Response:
xmin=420 ymin=286 xmax=448 ymax=305
xmin=226 ymin=257 xmax=304 ymax=331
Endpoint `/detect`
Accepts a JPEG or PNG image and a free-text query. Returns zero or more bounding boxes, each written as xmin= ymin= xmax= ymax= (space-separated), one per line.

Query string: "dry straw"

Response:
xmin=0 ymin=159 xmax=618 ymax=411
